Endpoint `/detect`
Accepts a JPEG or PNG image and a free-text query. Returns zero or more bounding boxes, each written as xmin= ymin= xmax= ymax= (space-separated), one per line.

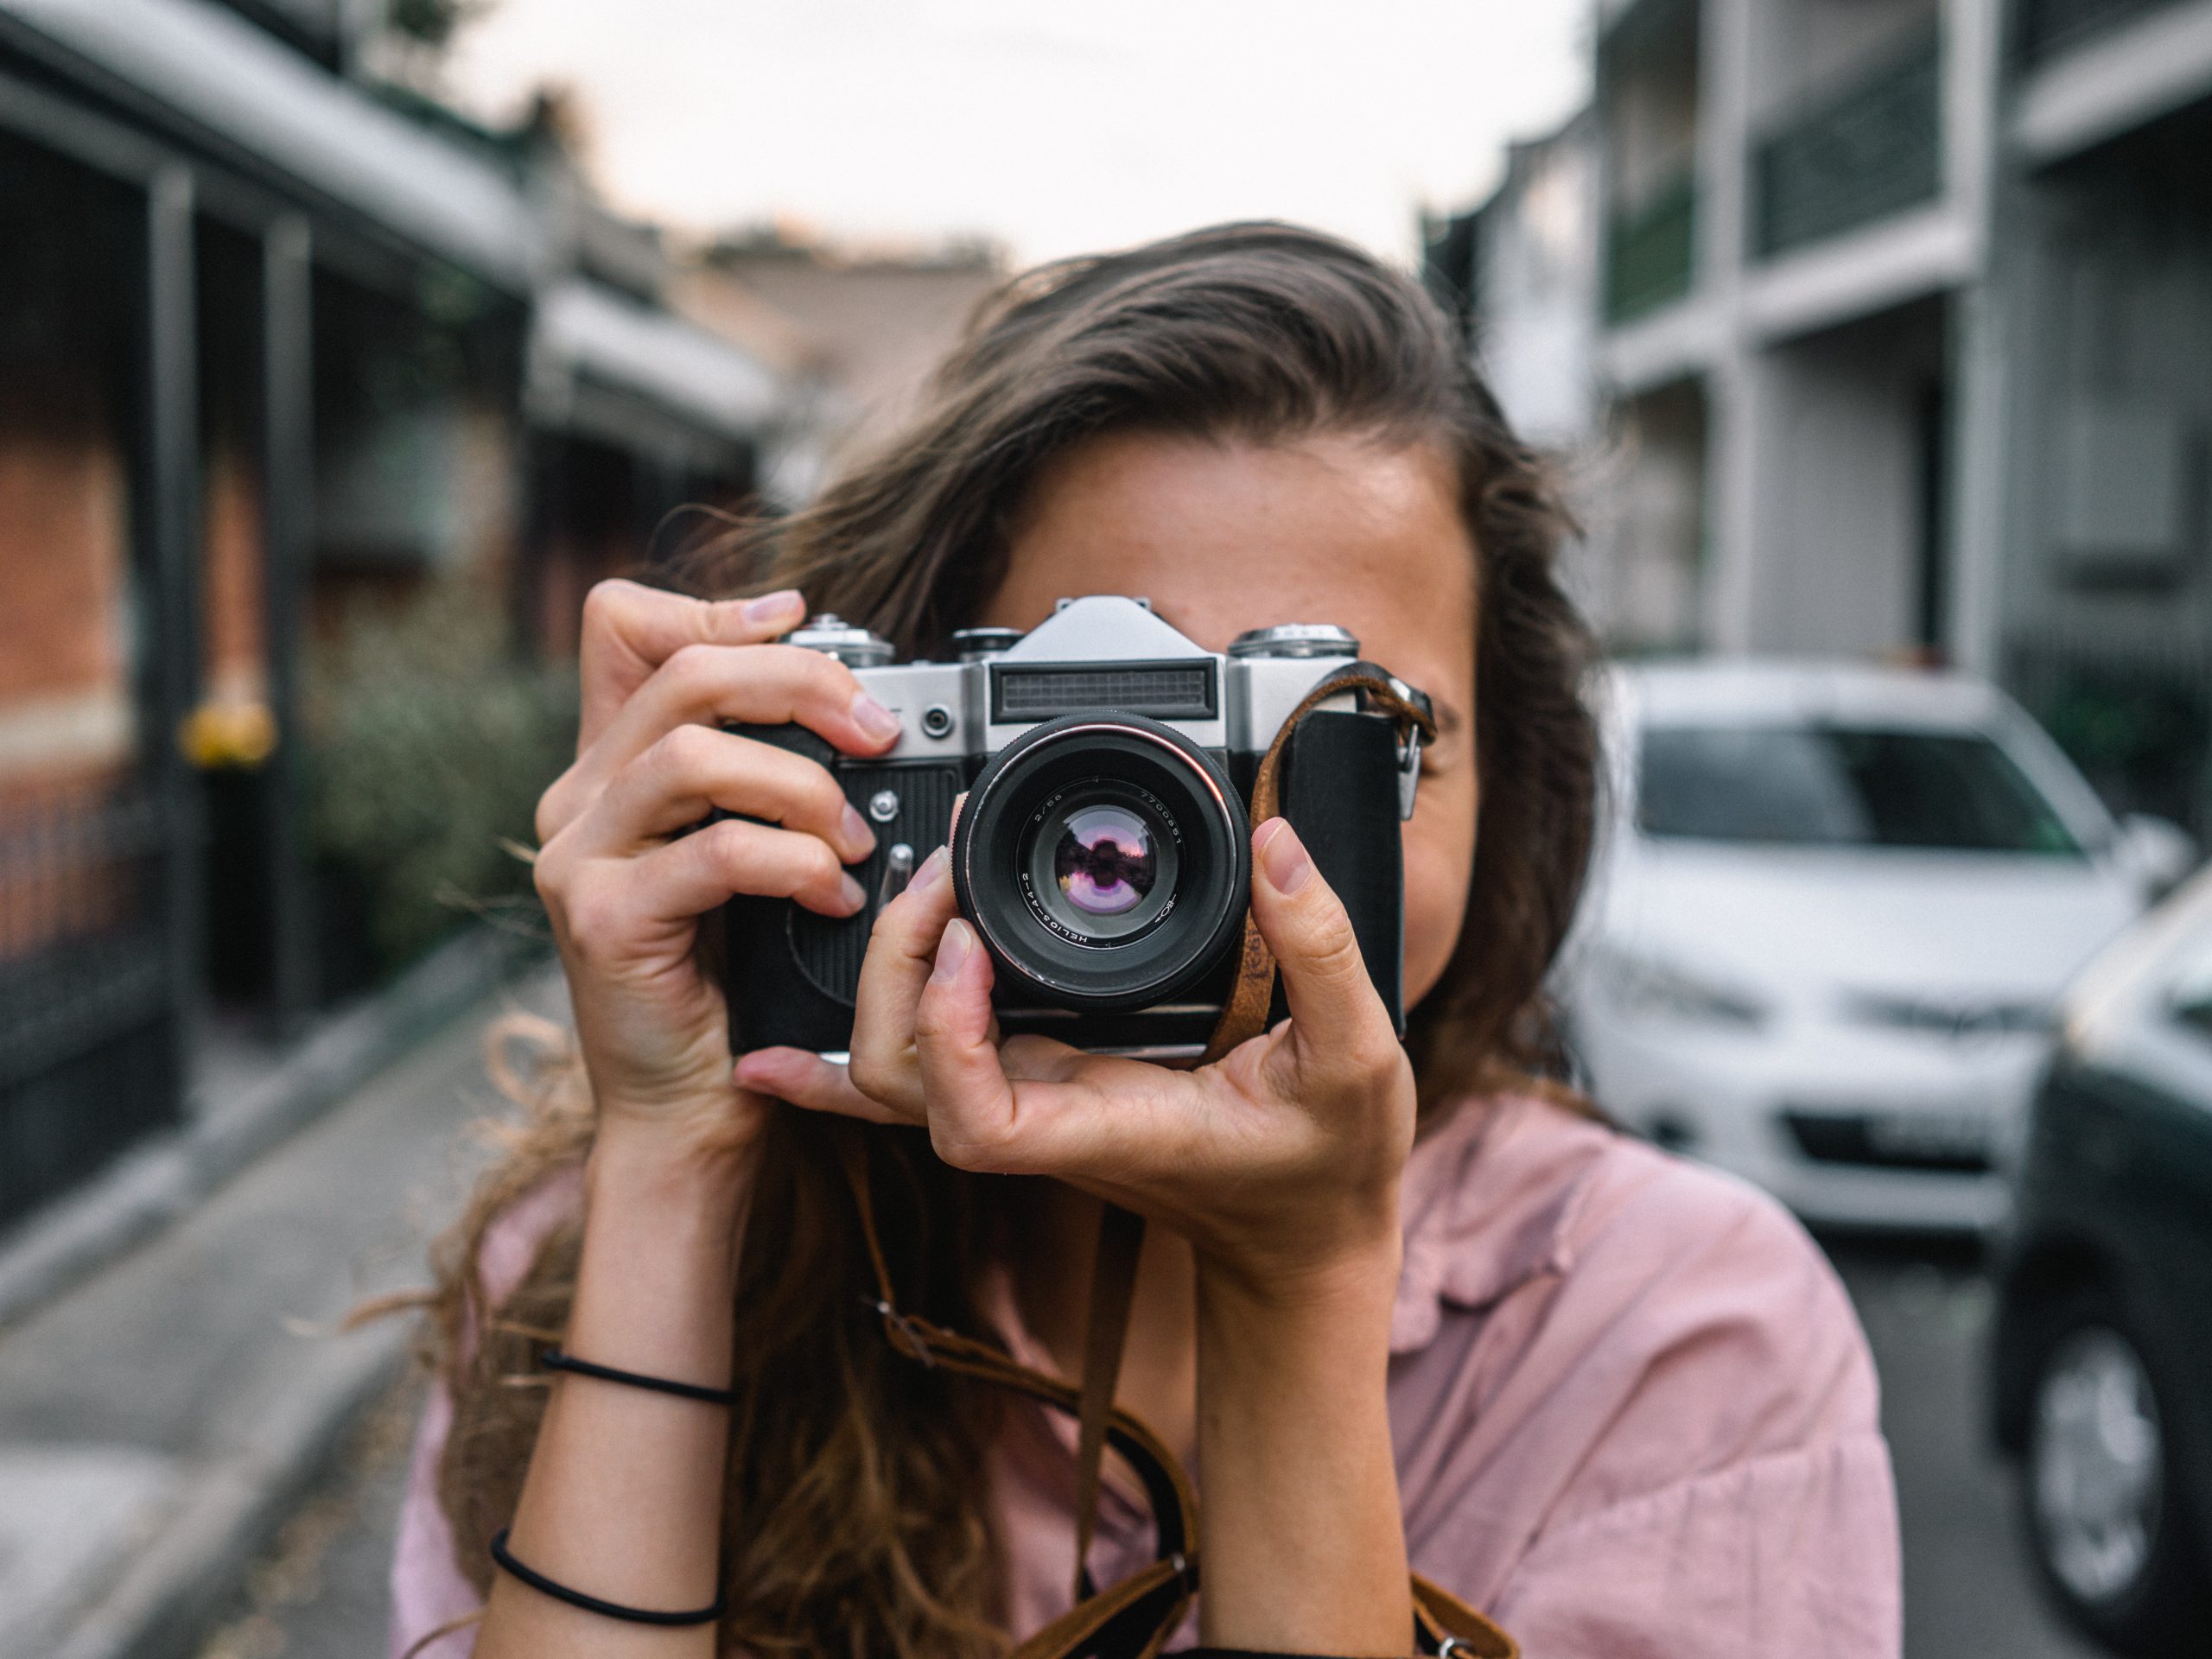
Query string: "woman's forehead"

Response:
xmin=984 ymin=429 xmax=1478 ymax=687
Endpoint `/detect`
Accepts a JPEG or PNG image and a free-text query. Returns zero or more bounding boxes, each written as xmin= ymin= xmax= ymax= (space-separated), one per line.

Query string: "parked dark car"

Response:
xmin=1991 ymin=868 xmax=2212 ymax=1656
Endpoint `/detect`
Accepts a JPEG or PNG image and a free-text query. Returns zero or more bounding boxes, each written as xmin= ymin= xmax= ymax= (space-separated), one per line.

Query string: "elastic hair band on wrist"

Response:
xmin=490 ymin=1527 xmax=725 ymax=1626
xmin=539 ymin=1348 xmax=737 ymax=1406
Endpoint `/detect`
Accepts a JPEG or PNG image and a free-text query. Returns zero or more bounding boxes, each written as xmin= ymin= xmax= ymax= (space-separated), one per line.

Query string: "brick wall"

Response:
xmin=0 ymin=410 xmax=134 ymax=810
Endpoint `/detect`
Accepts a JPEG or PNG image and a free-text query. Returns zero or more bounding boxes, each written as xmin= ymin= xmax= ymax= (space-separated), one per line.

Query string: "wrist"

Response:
xmin=1195 ymin=1224 xmax=1402 ymax=1358
xmin=1192 ymin=1192 xmax=1403 ymax=1319
xmin=585 ymin=1118 xmax=755 ymax=1242
xmin=568 ymin=1128 xmax=752 ymax=1388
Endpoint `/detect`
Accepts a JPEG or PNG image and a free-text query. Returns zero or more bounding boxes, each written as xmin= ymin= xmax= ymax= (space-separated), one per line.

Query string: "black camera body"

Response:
xmin=723 ymin=596 xmax=1428 ymax=1061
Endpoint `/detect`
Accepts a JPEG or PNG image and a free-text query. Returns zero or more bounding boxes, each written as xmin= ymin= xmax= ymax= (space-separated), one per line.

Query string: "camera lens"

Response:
xmin=1027 ymin=790 xmax=1179 ymax=944
xmin=952 ymin=715 xmax=1249 ymax=1012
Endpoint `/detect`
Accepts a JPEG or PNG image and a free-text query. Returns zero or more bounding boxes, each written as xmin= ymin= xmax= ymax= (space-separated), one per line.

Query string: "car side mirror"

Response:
xmin=2113 ymin=812 xmax=2198 ymax=901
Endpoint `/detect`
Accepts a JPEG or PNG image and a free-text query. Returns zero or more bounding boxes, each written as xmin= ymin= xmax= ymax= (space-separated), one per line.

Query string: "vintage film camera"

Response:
xmin=722 ymin=596 xmax=1429 ymax=1060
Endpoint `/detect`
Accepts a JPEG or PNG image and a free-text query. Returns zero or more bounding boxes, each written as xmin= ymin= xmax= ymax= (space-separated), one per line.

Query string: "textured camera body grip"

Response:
xmin=720 ymin=723 xmax=973 ymax=1053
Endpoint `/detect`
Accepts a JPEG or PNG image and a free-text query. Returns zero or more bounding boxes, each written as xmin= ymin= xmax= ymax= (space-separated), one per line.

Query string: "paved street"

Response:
xmin=0 ymin=958 xmax=561 ymax=1658
xmin=1829 ymin=1236 xmax=2100 ymax=1659
xmin=189 ymin=1223 xmax=2107 ymax=1659
xmin=194 ymin=1372 xmax=424 ymax=1659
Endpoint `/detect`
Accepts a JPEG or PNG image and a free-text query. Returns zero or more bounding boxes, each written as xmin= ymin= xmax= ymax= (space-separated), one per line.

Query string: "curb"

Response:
xmin=0 ymin=925 xmax=539 ymax=1332
xmin=50 ymin=1319 xmax=411 ymax=1659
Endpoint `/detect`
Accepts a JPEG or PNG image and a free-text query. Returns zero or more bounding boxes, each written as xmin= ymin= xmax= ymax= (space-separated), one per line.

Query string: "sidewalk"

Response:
xmin=0 ymin=958 xmax=567 ymax=1659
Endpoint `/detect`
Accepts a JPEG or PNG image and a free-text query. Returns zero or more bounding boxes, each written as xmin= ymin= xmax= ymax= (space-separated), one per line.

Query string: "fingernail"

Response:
xmin=838 ymin=874 xmax=867 ymax=913
xmin=910 ymin=845 xmax=949 ymax=893
xmin=840 ymin=801 xmax=875 ymax=854
xmin=744 ymin=588 xmax=802 ymax=626
xmin=850 ymin=691 xmax=903 ymax=745
xmin=932 ymin=918 xmax=973 ymax=984
xmin=1256 ymin=817 xmax=1313 ymax=894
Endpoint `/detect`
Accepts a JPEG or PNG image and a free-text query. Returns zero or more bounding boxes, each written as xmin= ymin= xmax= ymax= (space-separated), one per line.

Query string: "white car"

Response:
xmin=1560 ymin=658 xmax=2193 ymax=1231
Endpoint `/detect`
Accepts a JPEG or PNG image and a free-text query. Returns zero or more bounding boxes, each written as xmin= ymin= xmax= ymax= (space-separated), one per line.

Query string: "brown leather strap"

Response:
xmin=1413 ymin=1574 xmax=1520 ymax=1657
xmin=1072 ymin=1202 xmax=1147 ymax=1602
xmin=1199 ymin=665 xmax=1438 ymax=1065
xmin=837 ymin=1135 xmax=1196 ymax=1554
xmin=1007 ymin=1554 xmax=1194 ymax=1659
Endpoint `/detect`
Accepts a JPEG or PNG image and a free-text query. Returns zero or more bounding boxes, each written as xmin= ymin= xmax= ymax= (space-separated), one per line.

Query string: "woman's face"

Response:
xmin=983 ymin=429 xmax=1480 ymax=1011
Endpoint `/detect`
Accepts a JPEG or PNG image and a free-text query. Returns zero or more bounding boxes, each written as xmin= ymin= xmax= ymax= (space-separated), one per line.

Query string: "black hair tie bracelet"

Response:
xmin=490 ymin=1528 xmax=724 ymax=1626
xmin=540 ymin=1348 xmax=737 ymax=1407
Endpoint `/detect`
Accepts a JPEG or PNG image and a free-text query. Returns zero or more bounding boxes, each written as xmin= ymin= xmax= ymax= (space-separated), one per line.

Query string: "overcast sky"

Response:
xmin=442 ymin=0 xmax=1590 ymax=268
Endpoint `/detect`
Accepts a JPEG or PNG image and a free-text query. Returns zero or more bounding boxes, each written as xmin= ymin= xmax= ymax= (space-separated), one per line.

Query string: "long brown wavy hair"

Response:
xmin=421 ymin=222 xmax=1599 ymax=1659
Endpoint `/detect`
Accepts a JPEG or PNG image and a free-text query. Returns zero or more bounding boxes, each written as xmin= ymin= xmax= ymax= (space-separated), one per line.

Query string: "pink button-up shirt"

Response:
xmin=390 ymin=1093 xmax=1901 ymax=1656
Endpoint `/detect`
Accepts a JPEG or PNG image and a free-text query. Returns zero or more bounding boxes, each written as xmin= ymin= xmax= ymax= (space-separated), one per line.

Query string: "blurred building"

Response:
xmin=675 ymin=230 xmax=1006 ymax=505
xmin=1426 ymin=118 xmax=1670 ymax=645
xmin=1980 ymin=0 xmax=2212 ymax=833
xmin=0 ymin=0 xmax=786 ymax=1228
xmin=1427 ymin=115 xmax=1601 ymax=449
xmin=1437 ymin=0 xmax=2212 ymax=830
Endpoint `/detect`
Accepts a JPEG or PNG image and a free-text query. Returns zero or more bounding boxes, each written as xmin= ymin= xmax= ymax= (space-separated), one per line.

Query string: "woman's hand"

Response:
xmin=740 ymin=814 xmax=1420 ymax=1653
xmin=736 ymin=816 xmax=1416 ymax=1294
xmin=486 ymin=578 xmax=915 ymax=1658
xmin=531 ymin=578 xmax=902 ymax=1169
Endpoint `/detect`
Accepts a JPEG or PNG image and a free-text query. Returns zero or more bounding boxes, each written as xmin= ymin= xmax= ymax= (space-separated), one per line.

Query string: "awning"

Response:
xmin=535 ymin=280 xmax=783 ymax=446
xmin=0 ymin=0 xmax=543 ymax=289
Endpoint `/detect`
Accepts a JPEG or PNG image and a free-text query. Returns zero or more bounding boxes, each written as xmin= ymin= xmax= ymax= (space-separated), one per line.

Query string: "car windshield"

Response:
xmin=1637 ymin=723 xmax=2084 ymax=855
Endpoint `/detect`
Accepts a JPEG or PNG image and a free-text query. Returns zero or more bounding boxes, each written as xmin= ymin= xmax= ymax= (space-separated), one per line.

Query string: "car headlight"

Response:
xmin=1600 ymin=950 xmax=1771 ymax=1029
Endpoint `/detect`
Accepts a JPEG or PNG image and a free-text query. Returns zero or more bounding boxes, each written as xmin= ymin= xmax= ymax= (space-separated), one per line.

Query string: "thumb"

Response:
xmin=1246 ymin=817 xmax=1395 ymax=1076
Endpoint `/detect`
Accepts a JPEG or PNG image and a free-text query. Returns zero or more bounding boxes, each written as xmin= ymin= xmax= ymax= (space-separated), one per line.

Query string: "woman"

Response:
xmin=392 ymin=224 xmax=1899 ymax=1658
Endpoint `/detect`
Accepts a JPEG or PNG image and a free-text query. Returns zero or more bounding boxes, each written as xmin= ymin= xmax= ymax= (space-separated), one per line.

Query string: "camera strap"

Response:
xmin=1198 ymin=662 xmax=1440 ymax=1067
xmin=837 ymin=668 xmax=1504 ymax=1658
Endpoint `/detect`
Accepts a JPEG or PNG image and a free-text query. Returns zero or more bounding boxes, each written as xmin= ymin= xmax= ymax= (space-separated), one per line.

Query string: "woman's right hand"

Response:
xmin=530 ymin=579 xmax=904 ymax=1166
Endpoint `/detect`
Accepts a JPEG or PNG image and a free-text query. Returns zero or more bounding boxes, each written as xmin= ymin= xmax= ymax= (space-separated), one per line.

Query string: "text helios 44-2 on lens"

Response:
xmin=721 ymin=596 xmax=1430 ymax=1062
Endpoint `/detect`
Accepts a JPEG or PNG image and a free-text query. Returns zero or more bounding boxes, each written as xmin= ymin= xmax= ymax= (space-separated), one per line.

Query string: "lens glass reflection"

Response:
xmin=1053 ymin=805 xmax=1155 ymax=917
xmin=1023 ymin=785 xmax=1180 ymax=945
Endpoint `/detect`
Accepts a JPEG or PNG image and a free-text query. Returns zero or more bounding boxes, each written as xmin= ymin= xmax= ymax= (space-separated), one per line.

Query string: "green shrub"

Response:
xmin=308 ymin=582 xmax=575 ymax=976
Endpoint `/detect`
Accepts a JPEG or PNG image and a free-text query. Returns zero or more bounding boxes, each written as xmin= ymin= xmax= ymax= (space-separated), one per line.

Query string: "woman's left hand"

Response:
xmin=733 ymin=817 xmax=1416 ymax=1294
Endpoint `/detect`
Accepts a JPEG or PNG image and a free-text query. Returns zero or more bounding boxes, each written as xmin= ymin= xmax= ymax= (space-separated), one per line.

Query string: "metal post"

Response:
xmin=262 ymin=215 xmax=315 ymax=1032
xmin=518 ymin=423 xmax=563 ymax=657
xmin=1700 ymin=0 xmax=1761 ymax=653
xmin=1943 ymin=0 xmax=2012 ymax=682
xmin=146 ymin=164 xmax=202 ymax=1099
